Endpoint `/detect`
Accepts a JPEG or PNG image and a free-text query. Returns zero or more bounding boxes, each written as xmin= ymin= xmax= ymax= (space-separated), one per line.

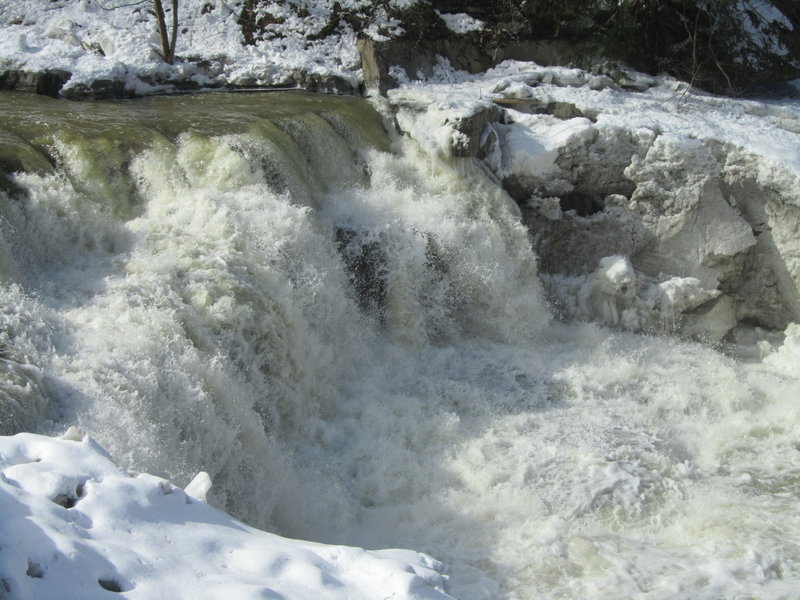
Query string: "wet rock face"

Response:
xmin=0 ymin=69 xmax=72 ymax=98
xmin=59 ymin=77 xmax=132 ymax=100
xmin=357 ymin=35 xmax=570 ymax=96
xmin=358 ymin=37 xmax=492 ymax=96
xmin=336 ymin=227 xmax=388 ymax=322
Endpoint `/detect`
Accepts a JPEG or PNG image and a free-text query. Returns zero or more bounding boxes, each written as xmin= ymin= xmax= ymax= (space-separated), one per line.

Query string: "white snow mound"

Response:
xmin=0 ymin=432 xmax=452 ymax=600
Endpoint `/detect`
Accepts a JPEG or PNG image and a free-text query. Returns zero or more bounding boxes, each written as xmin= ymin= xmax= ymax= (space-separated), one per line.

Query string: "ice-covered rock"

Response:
xmin=624 ymin=136 xmax=757 ymax=290
xmin=576 ymin=255 xmax=638 ymax=328
xmin=487 ymin=104 xmax=800 ymax=336
xmin=546 ymin=255 xmax=732 ymax=339
xmin=184 ymin=470 xmax=213 ymax=502
xmin=763 ymin=322 xmax=800 ymax=375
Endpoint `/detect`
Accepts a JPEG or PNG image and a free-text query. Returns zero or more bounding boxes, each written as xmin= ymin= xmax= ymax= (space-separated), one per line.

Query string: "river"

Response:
xmin=1 ymin=90 xmax=799 ymax=600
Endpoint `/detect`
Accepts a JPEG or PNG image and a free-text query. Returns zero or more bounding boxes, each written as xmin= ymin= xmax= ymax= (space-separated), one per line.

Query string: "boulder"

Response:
xmin=358 ymin=35 xmax=570 ymax=96
xmin=60 ymin=77 xmax=131 ymax=101
xmin=450 ymin=104 xmax=504 ymax=157
xmin=0 ymin=69 xmax=72 ymax=98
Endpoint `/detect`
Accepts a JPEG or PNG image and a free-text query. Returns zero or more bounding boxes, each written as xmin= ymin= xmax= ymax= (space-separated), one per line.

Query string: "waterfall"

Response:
xmin=2 ymin=91 xmax=799 ymax=600
xmin=0 ymin=89 xmax=547 ymax=529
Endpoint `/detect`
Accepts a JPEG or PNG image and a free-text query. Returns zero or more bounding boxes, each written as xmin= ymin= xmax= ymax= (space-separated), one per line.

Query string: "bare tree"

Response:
xmin=152 ymin=0 xmax=178 ymax=64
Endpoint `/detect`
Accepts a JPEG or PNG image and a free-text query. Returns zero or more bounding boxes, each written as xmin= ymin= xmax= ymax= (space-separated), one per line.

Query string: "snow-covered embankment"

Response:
xmin=0 ymin=431 xmax=452 ymax=600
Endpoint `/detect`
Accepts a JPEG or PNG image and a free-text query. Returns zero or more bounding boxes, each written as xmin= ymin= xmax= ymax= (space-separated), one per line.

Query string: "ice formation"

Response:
xmin=386 ymin=60 xmax=800 ymax=341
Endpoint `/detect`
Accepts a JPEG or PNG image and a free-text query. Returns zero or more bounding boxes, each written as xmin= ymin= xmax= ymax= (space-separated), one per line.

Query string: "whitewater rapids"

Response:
xmin=1 ymin=91 xmax=799 ymax=600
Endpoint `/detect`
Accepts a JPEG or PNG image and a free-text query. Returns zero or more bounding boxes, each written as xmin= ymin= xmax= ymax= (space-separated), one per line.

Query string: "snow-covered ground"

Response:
xmin=0 ymin=0 xmax=418 ymax=95
xmin=0 ymin=431 xmax=452 ymax=600
xmin=0 ymin=0 xmax=796 ymax=98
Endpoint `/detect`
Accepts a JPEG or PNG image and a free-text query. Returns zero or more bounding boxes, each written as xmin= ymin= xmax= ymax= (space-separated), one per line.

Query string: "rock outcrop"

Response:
xmin=358 ymin=36 xmax=570 ymax=95
xmin=0 ymin=69 xmax=72 ymax=98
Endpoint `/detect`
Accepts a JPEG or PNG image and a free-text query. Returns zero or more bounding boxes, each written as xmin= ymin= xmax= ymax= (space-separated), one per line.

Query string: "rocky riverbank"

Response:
xmin=2 ymin=1 xmax=798 ymax=101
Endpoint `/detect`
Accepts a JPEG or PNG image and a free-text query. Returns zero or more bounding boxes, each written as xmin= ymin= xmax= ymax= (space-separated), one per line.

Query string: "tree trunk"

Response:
xmin=169 ymin=0 xmax=179 ymax=64
xmin=153 ymin=0 xmax=178 ymax=64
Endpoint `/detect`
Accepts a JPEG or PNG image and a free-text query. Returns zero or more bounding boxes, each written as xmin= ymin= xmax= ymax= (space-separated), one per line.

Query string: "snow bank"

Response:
xmin=0 ymin=431 xmax=452 ymax=600
xmin=0 ymin=0 xmax=421 ymax=96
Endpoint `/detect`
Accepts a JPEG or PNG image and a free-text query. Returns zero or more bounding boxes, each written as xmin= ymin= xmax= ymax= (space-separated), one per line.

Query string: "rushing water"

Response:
xmin=1 ymin=90 xmax=799 ymax=600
